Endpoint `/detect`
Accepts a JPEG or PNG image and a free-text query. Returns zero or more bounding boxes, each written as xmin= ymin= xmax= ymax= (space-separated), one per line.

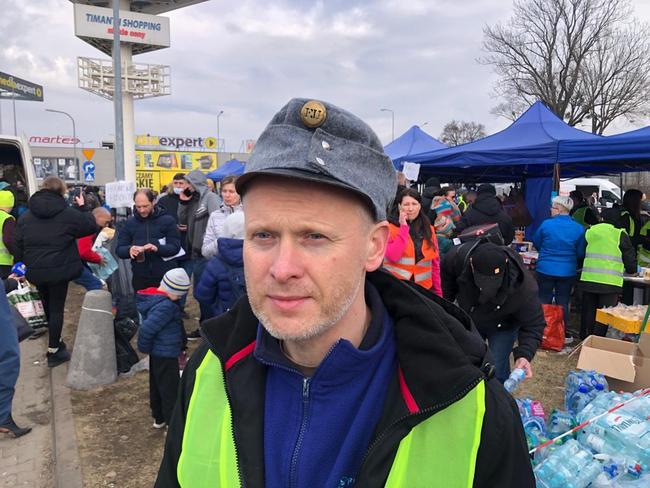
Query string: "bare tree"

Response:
xmin=440 ymin=120 xmax=486 ymax=146
xmin=580 ymin=22 xmax=650 ymax=134
xmin=482 ymin=0 xmax=650 ymax=133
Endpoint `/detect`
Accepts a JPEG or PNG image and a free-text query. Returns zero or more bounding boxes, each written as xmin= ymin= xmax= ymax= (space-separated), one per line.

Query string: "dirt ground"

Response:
xmin=62 ymin=284 xmax=577 ymax=487
xmin=64 ymin=284 xmax=201 ymax=488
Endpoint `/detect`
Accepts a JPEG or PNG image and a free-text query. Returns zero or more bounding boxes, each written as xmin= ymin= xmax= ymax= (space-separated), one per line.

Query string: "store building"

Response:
xmin=29 ymin=134 xmax=250 ymax=191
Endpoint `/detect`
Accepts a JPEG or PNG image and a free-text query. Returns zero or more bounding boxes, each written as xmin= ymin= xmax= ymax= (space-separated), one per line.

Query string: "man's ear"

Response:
xmin=365 ymin=222 xmax=390 ymax=272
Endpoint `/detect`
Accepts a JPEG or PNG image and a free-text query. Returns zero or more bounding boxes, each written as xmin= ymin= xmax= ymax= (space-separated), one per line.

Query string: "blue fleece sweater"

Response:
xmin=136 ymin=289 xmax=183 ymax=358
xmin=533 ymin=215 xmax=586 ymax=277
xmin=254 ymin=283 xmax=396 ymax=488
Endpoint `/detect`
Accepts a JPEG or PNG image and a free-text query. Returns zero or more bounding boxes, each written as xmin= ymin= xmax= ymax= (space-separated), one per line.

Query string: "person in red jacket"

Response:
xmin=73 ymin=207 xmax=113 ymax=291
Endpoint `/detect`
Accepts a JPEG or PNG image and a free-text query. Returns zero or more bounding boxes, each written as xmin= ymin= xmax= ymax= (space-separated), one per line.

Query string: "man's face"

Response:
xmin=95 ymin=212 xmax=112 ymax=228
xmin=243 ymin=178 xmax=386 ymax=342
xmin=172 ymin=178 xmax=187 ymax=191
xmin=134 ymin=193 xmax=154 ymax=217
xmin=446 ymin=190 xmax=456 ymax=202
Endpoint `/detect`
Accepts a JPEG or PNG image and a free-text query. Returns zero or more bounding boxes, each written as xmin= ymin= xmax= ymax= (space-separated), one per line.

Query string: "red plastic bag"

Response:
xmin=541 ymin=304 xmax=565 ymax=352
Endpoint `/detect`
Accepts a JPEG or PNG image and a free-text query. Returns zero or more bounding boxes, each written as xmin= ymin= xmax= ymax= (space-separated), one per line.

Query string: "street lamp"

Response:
xmin=217 ymin=110 xmax=224 ymax=153
xmin=380 ymin=108 xmax=395 ymax=142
xmin=45 ymin=109 xmax=79 ymax=183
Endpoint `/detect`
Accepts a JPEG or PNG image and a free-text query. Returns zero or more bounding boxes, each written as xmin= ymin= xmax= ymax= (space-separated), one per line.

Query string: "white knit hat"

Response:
xmin=552 ymin=195 xmax=574 ymax=212
xmin=160 ymin=268 xmax=191 ymax=296
xmin=222 ymin=211 xmax=245 ymax=239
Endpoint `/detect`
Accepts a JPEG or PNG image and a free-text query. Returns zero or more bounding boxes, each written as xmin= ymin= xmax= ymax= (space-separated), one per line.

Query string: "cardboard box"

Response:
xmin=595 ymin=308 xmax=648 ymax=334
xmin=577 ymin=335 xmax=650 ymax=392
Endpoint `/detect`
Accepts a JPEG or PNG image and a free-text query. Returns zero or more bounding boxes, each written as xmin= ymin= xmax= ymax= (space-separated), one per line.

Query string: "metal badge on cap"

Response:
xmin=300 ymin=100 xmax=327 ymax=128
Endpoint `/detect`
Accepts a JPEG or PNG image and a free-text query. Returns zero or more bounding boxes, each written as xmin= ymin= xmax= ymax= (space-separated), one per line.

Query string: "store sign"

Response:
xmin=136 ymin=135 xmax=217 ymax=150
xmin=137 ymin=150 xmax=217 ymax=172
xmin=0 ymin=71 xmax=44 ymax=101
xmin=136 ymin=171 xmax=161 ymax=191
xmin=74 ymin=4 xmax=170 ymax=49
xmin=29 ymin=135 xmax=80 ymax=146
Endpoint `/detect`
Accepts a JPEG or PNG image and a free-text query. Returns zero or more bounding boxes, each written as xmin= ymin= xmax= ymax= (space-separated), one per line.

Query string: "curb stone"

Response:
xmin=50 ymin=364 xmax=83 ymax=488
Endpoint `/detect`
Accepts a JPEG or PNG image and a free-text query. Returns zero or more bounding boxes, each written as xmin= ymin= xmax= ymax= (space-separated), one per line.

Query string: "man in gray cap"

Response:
xmin=156 ymin=99 xmax=534 ymax=487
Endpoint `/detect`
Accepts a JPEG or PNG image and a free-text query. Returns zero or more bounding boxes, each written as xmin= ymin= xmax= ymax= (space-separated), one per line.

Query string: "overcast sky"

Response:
xmin=2 ymin=0 xmax=650 ymax=150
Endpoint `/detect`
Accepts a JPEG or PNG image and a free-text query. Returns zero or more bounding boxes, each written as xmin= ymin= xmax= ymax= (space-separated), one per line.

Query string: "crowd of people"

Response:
xmin=2 ymin=97 xmax=649 ymax=487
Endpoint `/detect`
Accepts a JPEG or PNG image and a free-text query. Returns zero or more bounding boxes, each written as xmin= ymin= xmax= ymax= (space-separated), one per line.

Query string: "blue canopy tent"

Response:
xmin=206 ymin=159 xmax=245 ymax=181
xmin=384 ymin=125 xmax=446 ymax=170
xmin=408 ymin=101 xmax=604 ymax=238
xmin=559 ymin=125 xmax=650 ymax=172
xmin=408 ymin=101 xmax=603 ymax=182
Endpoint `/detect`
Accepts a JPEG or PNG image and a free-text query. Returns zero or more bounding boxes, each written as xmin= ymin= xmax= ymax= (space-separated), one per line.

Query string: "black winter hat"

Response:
xmin=477 ymin=184 xmax=496 ymax=196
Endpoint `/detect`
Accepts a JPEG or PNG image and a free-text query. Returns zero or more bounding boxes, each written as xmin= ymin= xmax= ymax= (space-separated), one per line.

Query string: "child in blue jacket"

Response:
xmin=137 ymin=268 xmax=190 ymax=429
xmin=195 ymin=211 xmax=246 ymax=319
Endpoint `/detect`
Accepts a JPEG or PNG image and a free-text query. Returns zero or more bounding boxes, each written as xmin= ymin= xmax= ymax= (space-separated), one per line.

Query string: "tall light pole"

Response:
xmin=46 ymin=109 xmax=79 ymax=183
xmin=217 ymin=110 xmax=224 ymax=153
xmin=112 ymin=0 xmax=125 ymax=181
xmin=380 ymin=108 xmax=395 ymax=142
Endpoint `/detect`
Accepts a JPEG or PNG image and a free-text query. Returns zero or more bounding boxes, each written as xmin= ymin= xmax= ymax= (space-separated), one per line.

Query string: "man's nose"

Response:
xmin=269 ymin=240 xmax=304 ymax=283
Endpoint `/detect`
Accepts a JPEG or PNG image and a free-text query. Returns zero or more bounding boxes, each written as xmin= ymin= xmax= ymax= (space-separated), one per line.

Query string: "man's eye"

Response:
xmin=307 ymin=233 xmax=325 ymax=240
xmin=253 ymin=232 xmax=272 ymax=240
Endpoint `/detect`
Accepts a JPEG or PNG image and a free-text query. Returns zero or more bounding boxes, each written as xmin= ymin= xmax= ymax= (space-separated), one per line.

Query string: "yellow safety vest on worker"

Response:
xmin=638 ymin=221 xmax=650 ymax=267
xmin=580 ymin=223 xmax=625 ymax=288
xmin=0 ymin=210 xmax=15 ymax=266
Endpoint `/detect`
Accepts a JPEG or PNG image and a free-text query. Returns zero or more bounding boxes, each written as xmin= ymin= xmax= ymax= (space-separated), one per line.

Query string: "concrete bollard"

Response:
xmin=66 ymin=290 xmax=117 ymax=390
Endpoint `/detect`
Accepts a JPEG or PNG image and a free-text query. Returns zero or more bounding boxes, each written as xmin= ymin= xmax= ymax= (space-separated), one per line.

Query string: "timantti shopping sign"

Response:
xmin=74 ymin=4 xmax=170 ymax=54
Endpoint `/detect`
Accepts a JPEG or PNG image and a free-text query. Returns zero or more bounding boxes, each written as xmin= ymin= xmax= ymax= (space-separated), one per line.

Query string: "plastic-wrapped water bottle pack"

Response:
xmin=516 ymin=370 xmax=650 ymax=487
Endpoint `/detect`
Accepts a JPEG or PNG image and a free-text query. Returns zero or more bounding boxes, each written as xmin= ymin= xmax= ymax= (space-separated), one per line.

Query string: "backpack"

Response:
xmin=457 ymin=223 xmax=504 ymax=246
xmin=221 ymin=260 xmax=247 ymax=311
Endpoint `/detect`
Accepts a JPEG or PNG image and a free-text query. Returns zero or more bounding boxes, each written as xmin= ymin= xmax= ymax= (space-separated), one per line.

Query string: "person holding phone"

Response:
xmin=116 ymin=189 xmax=182 ymax=291
xmin=383 ymin=188 xmax=442 ymax=296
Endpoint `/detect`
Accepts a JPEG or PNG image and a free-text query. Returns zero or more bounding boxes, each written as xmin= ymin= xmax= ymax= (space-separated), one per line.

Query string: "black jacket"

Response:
xmin=115 ymin=205 xmax=181 ymax=280
xmin=441 ymin=242 xmax=545 ymax=362
xmin=155 ymin=271 xmax=534 ymax=487
xmin=456 ymin=194 xmax=515 ymax=245
xmin=421 ymin=184 xmax=439 ymax=223
xmin=15 ymin=190 xmax=98 ymax=285
xmin=157 ymin=193 xmax=180 ymax=224
xmin=157 ymin=193 xmax=188 ymax=260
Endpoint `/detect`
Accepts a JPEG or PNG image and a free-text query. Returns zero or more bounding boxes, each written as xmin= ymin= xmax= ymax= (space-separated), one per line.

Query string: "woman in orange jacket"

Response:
xmin=383 ymin=188 xmax=442 ymax=296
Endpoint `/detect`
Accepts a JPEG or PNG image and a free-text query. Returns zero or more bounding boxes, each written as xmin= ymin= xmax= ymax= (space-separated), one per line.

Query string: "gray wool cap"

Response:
xmin=236 ymin=98 xmax=397 ymax=221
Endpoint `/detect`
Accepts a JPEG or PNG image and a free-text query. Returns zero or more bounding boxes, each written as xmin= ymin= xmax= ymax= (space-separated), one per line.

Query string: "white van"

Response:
xmin=0 ymin=135 xmax=38 ymax=215
xmin=559 ymin=177 xmax=621 ymax=207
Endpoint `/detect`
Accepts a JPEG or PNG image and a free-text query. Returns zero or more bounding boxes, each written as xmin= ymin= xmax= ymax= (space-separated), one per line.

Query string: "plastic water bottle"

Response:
xmin=534 ymin=439 xmax=593 ymax=488
xmin=565 ymin=371 xmax=588 ymax=411
xmin=588 ymin=371 xmax=609 ymax=393
xmin=573 ymin=459 xmax=605 ymax=488
xmin=11 ymin=261 xmax=26 ymax=277
xmin=547 ymin=409 xmax=575 ymax=439
xmin=568 ymin=384 xmax=593 ymax=414
xmin=504 ymin=368 xmax=526 ymax=393
xmin=583 ymin=413 xmax=650 ymax=471
xmin=620 ymin=392 xmax=650 ymax=421
xmin=523 ymin=417 xmax=547 ymax=449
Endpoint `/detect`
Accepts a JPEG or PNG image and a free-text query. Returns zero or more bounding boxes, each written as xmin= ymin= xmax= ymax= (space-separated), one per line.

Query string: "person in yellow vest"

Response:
xmin=637 ymin=220 xmax=650 ymax=267
xmin=604 ymin=189 xmax=646 ymax=305
xmin=569 ymin=190 xmax=599 ymax=229
xmin=155 ymin=98 xmax=534 ymax=487
xmin=0 ymin=190 xmax=16 ymax=279
xmin=579 ymin=222 xmax=637 ymax=339
xmin=383 ymin=188 xmax=442 ymax=296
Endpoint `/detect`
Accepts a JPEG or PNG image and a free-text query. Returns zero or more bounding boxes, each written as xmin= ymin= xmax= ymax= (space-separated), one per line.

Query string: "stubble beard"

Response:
xmin=249 ymin=274 xmax=364 ymax=343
